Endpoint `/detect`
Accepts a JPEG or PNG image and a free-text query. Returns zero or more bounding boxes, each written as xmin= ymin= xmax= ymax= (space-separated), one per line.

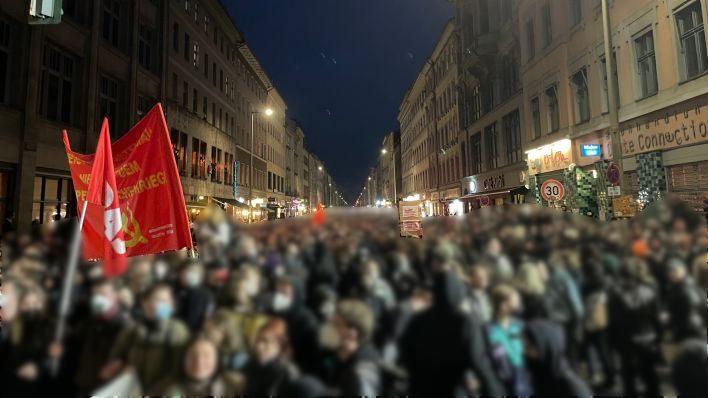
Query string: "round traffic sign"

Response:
xmin=606 ymin=163 xmax=620 ymax=186
xmin=540 ymin=179 xmax=565 ymax=202
xmin=479 ymin=195 xmax=490 ymax=206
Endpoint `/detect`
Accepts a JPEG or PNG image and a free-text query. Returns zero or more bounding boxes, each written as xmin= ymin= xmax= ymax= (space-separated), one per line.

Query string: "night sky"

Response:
xmin=227 ymin=0 xmax=454 ymax=201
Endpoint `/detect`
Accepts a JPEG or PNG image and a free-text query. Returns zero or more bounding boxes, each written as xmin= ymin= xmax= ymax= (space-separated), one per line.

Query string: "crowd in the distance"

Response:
xmin=0 ymin=198 xmax=706 ymax=397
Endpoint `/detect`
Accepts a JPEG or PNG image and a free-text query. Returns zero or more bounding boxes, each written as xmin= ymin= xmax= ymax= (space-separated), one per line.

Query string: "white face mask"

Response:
xmin=272 ymin=292 xmax=292 ymax=312
xmin=183 ymin=271 xmax=202 ymax=287
xmin=154 ymin=261 xmax=169 ymax=280
xmin=90 ymin=294 xmax=112 ymax=315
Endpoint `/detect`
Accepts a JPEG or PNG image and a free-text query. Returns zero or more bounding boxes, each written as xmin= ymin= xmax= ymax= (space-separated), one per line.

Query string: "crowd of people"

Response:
xmin=0 ymin=198 xmax=706 ymax=396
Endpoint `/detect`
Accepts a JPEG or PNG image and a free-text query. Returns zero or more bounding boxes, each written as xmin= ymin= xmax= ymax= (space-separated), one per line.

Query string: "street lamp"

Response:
xmin=249 ymin=107 xmax=274 ymax=223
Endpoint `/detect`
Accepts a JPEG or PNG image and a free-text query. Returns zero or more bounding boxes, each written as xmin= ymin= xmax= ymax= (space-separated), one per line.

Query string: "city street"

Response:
xmin=1 ymin=0 xmax=707 ymax=397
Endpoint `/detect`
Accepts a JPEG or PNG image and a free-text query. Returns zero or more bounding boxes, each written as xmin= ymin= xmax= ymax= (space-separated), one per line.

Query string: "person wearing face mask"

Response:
xmin=269 ymin=277 xmax=320 ymax=374
xmin=58 ymin=279 xmax=128 ymax=396
xmin=102 ymin=284 xmax=189 ymax=393
xmin=175 ymin=260 xmax=214 ymax=332
xmin=155 ymin=338 xmax=241 ymax=395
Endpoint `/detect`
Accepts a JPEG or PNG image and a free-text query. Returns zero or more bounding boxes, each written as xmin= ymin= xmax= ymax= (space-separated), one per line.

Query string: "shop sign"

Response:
xmin=580 ymin=144 xmax=602 ymax=157
xmin=620 ymin=103 xmax=708 ymax=156
xmin=540 ymin=179 xmax=565 ymax=202
xmin=612 ymin=195 xmax=638 ymax=217
xmin=464 ymin=169 xmax=524 ymax=194
xmin=526 ymin=139 xmax=573 ymax=174
xmin=479 ymin=196 xmax=491 ymax=206
xmin=607 ymin=186 xmax=621 ymax=196
xmin=399 ymin=200 xmax=423 ymax=239
xmin=232 ymin=161 xmax=238 ymax=197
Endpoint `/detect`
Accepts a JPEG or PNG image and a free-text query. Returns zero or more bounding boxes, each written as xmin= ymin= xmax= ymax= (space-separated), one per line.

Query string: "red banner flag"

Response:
xmin=85 ymin=119 xmax=128 ymax=277
xmin=63 ymin=104 xmax=193 ymax=264
xmin=312 ymin=203 xmax=325 ymax=226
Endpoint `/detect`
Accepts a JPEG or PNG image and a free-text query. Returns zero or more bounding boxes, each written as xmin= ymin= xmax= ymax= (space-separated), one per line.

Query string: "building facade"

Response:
xmin=0 ymin=0 xmax=342 ymax=230
xmin=454 ymin=0 xmax=527 ymax=214
xmin=520 ymin=0 xmax=708 ymax=217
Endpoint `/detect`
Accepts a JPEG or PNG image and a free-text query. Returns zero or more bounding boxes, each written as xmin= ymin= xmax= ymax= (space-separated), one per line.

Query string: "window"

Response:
xmin=572 ymin=68 xmax=590 ymax=123
xmin=503 ymin=110 xmax=522 ymax=165
xmin=484 ymin=123 xmax=498 ymax=170
xmin=542 ymin=3 xmax=552 ymax=48
xmin=204 ymin=53 xmax=209 ymax=78
xmin=181 ymin=81 xmax=188 ymax=108
xmin=469 ymin=133 xmax=482 ymax=176
xmin=191 ymin=139 xmax=207 ymax=179
xmin=173 ymin=23 xmax=179 ymax=51
xmin=212 ymin=63 xmax=216 ymax=86
xmin=526 ymin=19 xmax=535 ymax=60
xmin=184 ymin=33 xmax=191 ymax=62
xmin=569 ymin=0 xmax=582 ymax=27
xmin=531 ymin=97 xmax=541 ymax=139
xmin=0 ymin=19 xmax=11 ymax=105
xmin=193 ymin=41 xmax=199 ymax=68
xmin=471 ymin=84 xmax=481 ymax=122
xmin=170 ymin=129 xmax=188 ymax=174
xmin=204 ymin=15 xmax=209 ymax=34
xmin=202 ymin=96 xmax=207 ymax=119
xmin=172 ymin=73 xmax=178 ymax=99
xmin=102 ymin=0 xmax=121 ymax=48
xmin=635 ymin=31 xmax=658 ymax=98
xmin=192 ymin=88 xmax=198 ymax=113
xmin=184 ymin=0 xmax=190 ymax=13
xmin=136 ymin=95 xmax=154 ymax=118
xmin=212 ymin=102 xmax=215 ymax=125
xmin=99 ymin=75 xmax=119 ymax=136
xmin=32 ymin=175 xmax=75 ymax=224
xmin=39 ymin=45 xmax=75 ymax=124
xmin=545 ymin=85 xmax=559 ymax=132
xmin=675 ymin=2 xmax=708 ymax=80
xmin=139 ymin=24 xmax=154 ymax=71
xmin=193 ymin=1 xmax=199 ymax=23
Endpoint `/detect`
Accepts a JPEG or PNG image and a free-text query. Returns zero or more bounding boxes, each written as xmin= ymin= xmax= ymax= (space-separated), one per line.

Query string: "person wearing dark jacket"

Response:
xmin=399 ymin=269 xmax=504 ymax=397
xmin=671 ymin=338 xmax=708 ymax=397
xmin=609 ymin=259 xmax=662 ymax=397
xmin=244 ymin=318 xmax=324 ymax=397
xmin=270 ymin=276 xmax=320 ymax=374
xmin=175 ymin=261 xmax=214 ymax=332
xmin=329 ymin=299 xmax=381 ymax=396
xmin=524 ymin=319 xmax=593 ymax=397
xmin=666 ymin=259 xmax=705 ymax=342
xmin=63 ymin=279 xmax=129 ymax=395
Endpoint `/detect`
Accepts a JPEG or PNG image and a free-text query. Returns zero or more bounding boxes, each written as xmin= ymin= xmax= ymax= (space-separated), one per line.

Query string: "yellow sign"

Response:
xmin=612 ymin=195 xmax=638 ymax=218
xmin=620 ymin=103 xmax=708 ymax=156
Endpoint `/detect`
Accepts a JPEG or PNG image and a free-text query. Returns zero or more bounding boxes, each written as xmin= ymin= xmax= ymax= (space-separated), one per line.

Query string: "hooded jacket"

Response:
xmin=524 ymin=320 xmax=592 ymax=397
xmin=399 ymin=271 xmax=504 ymax=396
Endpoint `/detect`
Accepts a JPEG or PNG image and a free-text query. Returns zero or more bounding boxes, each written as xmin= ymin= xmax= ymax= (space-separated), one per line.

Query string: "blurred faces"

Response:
xmin=20 ymin=289 xmax=45 ymax=315
xmin=469 ymin=266 xmax=489 ymax=290
xmin=184 ymin=339 xmax=218 ymax=382
xmin=0 ymin=281 xmax=19 ymax=322
xmin=91 ymin=282 xmax=118 ymax=316
xmin=143 ymin=286 xmax=174 ymax=322
xmin=181 ymin=264 xmax=204 ymax=288
xmin=272 ymin=281 xmax=294 ymax=313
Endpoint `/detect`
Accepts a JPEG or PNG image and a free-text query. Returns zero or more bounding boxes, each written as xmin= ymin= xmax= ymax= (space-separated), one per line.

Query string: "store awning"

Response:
xmin=459 ymin=186 xmax=528 ymax=201
xmin=214 ymin=197 xmax=250 ymax=209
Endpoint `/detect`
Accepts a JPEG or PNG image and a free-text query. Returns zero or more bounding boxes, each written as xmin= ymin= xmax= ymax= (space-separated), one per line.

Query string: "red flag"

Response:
xmin=63 ymin=104 xmax=193 ymax=263
xmin=85 ymin=119 xmax=127 ymax=277
xmin=313 ymin=203 xmax=325 ymax=226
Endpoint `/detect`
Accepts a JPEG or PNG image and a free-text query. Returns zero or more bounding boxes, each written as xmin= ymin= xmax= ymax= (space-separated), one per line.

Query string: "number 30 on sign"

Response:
xmin=540 ymin=179 xmax=565 ymax=202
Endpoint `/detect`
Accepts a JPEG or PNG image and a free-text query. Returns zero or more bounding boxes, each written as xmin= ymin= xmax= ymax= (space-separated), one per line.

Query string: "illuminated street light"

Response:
xmin=381 ymin=148 xmax=388 ymax=155
xmin=264 ymin=108 xmax=274 ymax=116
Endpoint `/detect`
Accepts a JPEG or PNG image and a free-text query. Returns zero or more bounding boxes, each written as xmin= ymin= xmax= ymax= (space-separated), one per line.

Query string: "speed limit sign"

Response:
xmin=540 ymin=179 xmax=565 ymax=202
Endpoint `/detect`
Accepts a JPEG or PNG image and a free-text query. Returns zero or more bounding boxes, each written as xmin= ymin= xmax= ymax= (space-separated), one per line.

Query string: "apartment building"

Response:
xmin=453 ymin=0 xmax=527 ymax=213
xmin=0 ymin=0 xmax=342 ymax=229
xmin=520 ymin=0 xmax=708 ymax=216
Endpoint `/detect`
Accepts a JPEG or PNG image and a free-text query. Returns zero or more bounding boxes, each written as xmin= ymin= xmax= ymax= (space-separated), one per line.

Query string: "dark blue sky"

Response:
xmin=227 ymin=0 xmax=454 ymax=200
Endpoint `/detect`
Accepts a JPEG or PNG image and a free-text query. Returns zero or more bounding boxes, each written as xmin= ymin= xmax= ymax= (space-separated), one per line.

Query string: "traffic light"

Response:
xmin=28 ymin=0 xmax=63 ymax=25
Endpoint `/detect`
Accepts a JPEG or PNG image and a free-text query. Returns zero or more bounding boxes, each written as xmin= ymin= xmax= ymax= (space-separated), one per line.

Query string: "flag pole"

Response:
xmin=51 ymin=199 xmax=88 ymax=375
